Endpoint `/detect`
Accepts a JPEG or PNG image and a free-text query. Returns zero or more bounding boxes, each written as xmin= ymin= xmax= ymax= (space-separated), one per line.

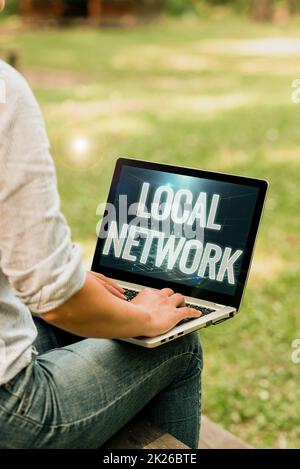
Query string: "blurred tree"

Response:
xmin=250 ymin=0 xmax=274 ymax=21
xmin=287 ymin=0 xmax=298 ymax=14
xmin=165 ymin=0 xmax=195 ymax=15
xmin=18 ymin=0 xmax=163 ymax=19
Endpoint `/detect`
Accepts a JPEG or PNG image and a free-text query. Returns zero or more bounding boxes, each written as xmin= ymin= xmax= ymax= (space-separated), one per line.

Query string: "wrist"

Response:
xmin=127 ymin=303 xmax=153 ymax=337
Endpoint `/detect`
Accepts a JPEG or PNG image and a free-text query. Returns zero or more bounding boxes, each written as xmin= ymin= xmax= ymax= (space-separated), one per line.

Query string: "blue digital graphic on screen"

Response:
xmin=98 ymin=165 xmax=259 ymax=296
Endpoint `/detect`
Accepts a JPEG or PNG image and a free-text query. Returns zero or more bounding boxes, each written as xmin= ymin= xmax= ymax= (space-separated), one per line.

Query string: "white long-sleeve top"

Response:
xmin=0 ymin=60 xmax=86 ymax=385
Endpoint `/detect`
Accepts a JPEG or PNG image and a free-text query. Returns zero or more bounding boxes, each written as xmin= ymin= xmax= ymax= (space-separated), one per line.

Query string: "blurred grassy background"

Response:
xmin=1 ymin=9 xmax=300 ymax=448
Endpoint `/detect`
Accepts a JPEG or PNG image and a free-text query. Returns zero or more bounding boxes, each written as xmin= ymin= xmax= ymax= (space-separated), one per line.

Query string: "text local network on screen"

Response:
xmin=103 ymin=182 xmax=243 ymax=286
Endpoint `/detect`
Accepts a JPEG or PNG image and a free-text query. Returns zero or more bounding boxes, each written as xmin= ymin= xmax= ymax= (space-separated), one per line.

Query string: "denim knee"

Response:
xmin=185 ymin=331 xmax=202 ymax=354
xmin=161 ymin=331 xmax=203 ymax=380
xmin=172 ymin=332 xmax=202 ymax=387
xmin=182 ymin=332 xmax=203 ymax=376
xmin=179 ymin=331 xmax=202 ymax=360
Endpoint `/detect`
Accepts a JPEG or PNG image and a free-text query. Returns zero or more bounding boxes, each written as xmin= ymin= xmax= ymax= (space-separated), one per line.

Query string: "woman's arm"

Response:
xmin=0 ymin=64 xmax=86 ymax=315
xmin=0 ymin=63 xmax=200 ymax=339
xmin=43 ymin=272 xmax=201 ymax=339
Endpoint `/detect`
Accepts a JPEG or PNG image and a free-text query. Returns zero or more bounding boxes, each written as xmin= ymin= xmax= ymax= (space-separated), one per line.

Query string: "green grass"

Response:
xmin=1 ymin=13 xmax=300 ymax=448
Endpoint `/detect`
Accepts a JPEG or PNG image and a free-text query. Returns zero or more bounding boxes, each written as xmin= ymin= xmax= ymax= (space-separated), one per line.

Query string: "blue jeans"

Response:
xmin=0 ymin=317 xmax=203 ymax=449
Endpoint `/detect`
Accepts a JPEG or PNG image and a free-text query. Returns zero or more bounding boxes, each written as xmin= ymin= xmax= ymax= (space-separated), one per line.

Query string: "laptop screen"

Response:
xmin=92 ymin=159 xmax=267 ymax=309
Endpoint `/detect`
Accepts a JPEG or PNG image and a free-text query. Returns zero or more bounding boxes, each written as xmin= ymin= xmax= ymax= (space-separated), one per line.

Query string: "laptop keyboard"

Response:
xmin=123 ymin=288 xmax=215 ymax=316
xmin=186 ymin=304 xmax=215 ymax=315
xmin=124 ymin=288 xmax=139 ymax=301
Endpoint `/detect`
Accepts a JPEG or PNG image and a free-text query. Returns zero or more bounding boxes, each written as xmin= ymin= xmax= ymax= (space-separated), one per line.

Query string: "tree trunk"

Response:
xmin=250 ymin=0 xmax=274 ymax=21
xmin=287 ymin=0 xmax=298 ymax=15
xmin=19 ymin=0 xmax=33 ymax=15
xmin=88 ymin=0 xmax=102 ymax=18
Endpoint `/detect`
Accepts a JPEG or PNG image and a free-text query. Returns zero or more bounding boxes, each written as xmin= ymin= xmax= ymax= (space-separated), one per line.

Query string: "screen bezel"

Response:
xmin=92 ymin=157 xmax=268 ymax=310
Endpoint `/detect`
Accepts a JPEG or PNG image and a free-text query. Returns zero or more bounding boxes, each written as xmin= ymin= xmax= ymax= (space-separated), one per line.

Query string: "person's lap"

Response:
xmin=0 ymin=317 xmax=202 ymax=449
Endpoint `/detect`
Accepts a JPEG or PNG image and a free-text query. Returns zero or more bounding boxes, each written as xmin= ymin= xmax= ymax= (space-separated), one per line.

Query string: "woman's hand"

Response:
xmin=131 ymin=287 xmax=201 ymax=337
xmin=88 ymin=271 xmax=125 ymax=300
xmin=88 ymin=274 xmax=201 ymax=337
xmin=44 ymin=274 xmax=200 ymax=339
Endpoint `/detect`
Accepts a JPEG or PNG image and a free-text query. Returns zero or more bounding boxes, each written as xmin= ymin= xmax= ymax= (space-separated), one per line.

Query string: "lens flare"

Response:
xmin=71 ymin=136 xmax=90 ymax=156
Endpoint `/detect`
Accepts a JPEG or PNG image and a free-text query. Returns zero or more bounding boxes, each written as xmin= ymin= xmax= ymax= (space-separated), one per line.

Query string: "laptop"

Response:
xmin=92 ymin=158 xmax=268 ymax=348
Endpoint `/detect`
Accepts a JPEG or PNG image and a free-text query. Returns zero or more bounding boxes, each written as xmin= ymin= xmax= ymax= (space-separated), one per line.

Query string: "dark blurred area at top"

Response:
xmin=14 ymin=0 xmax=164 ymax=26
xmin=2 ymin=1 xmax=300 ymax=26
